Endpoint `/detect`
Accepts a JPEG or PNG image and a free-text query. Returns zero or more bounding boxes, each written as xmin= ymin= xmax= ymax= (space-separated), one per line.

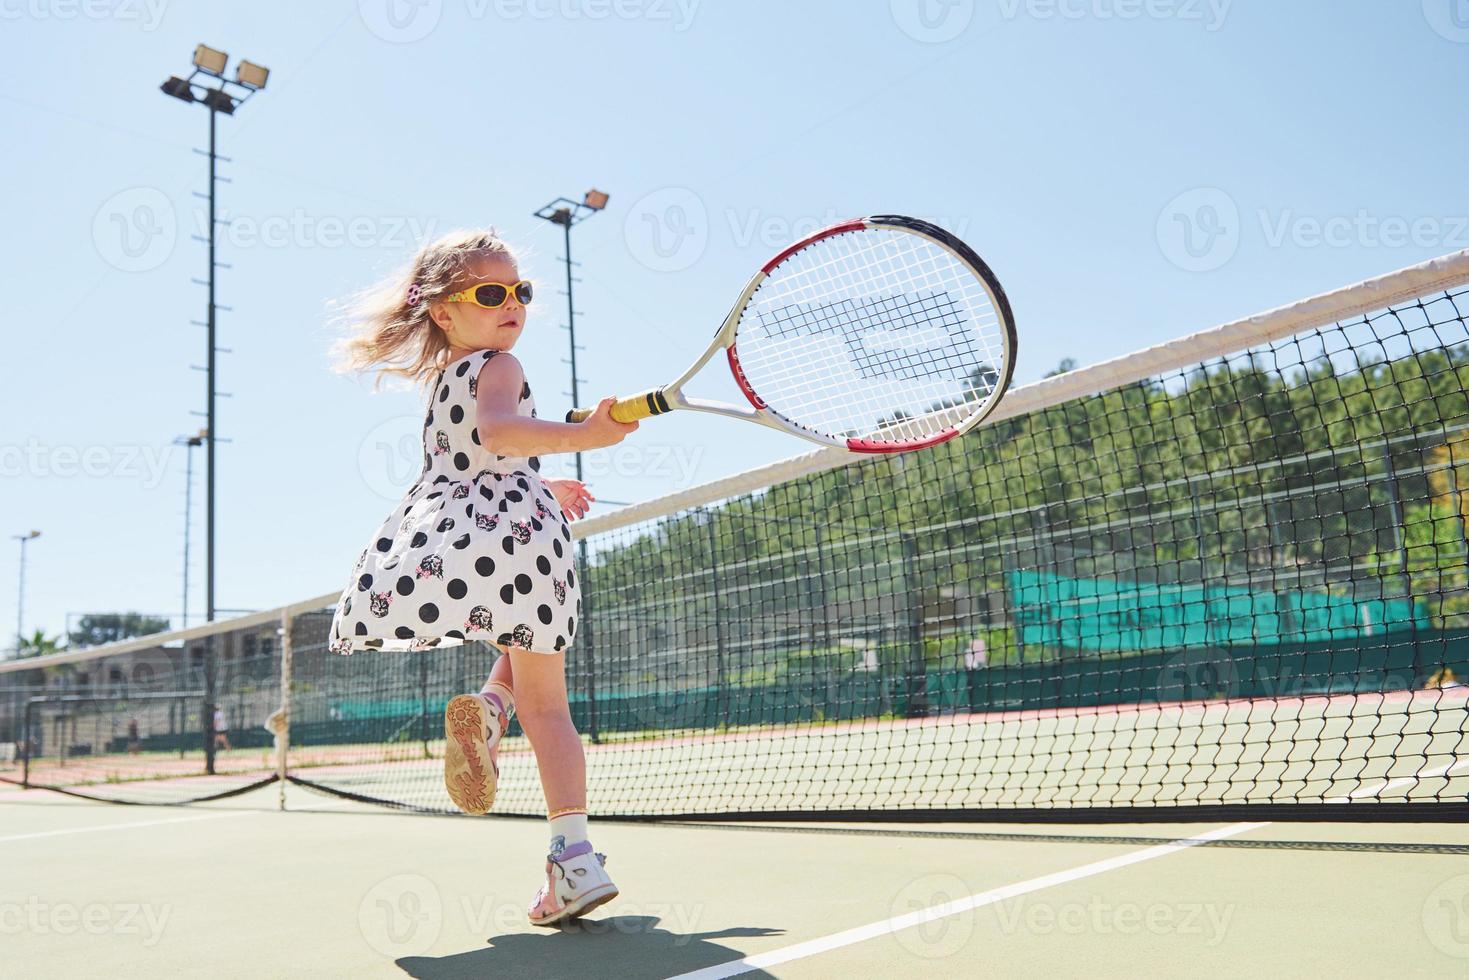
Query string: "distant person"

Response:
xmin=213 ymin=706 xmax=231 ymax=751
xmin=325 ymin=230 xmax=633 ymax=927
xmin=127 ymin=717 xmax=140 ymax=755
xmin=965 ymin=637 xmax=989 ymax=669
xmin=1425 ymin=667 xmax=1464 ymax=689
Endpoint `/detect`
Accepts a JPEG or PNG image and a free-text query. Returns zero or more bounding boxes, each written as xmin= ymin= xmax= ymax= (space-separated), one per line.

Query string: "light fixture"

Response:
xmin=160 ymin=76 xmax=195 ymax=103
xmin=193 ymin=44 xmax=228 ymax=76
xmin=201 ymin=89 xmax=237 ymax=114
xmin=583 ymin=188 xmax=610 ymax=211
xmin=235 ymin=60 xmax=270 ymax=90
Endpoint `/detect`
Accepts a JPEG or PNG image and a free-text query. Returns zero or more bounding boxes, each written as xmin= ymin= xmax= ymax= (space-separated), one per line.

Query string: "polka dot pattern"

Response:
xmin=329 ymin=349 xmax=579 ymax=656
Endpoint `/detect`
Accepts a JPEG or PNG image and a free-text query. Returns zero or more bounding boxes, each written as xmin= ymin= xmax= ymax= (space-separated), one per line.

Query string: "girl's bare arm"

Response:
xmin=475 ymin=353 xmax=635 ymax=457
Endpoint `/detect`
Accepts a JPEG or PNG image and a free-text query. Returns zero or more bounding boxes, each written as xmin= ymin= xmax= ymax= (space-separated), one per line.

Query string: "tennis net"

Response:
xmin=4 ymin=250 xmax=1469 ymax=822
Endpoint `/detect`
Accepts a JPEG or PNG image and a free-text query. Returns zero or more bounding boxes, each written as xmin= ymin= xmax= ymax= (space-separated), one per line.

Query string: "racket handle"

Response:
xmin=565 ymin=388 xmax=671 ymax=424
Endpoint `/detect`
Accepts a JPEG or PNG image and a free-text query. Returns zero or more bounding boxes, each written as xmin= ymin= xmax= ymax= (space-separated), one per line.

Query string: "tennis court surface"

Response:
xmin=5 ymin=250 xmax=1469 ymax=975
xmin=4 ymin=783 xmax=1469 ymax=977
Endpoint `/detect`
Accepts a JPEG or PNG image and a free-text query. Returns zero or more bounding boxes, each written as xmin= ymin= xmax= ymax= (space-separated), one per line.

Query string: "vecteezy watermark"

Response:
xmin=578 ymin=444 xmax=704 ymax=488
xmin=356 ymin=874 xmax=703 ymax=956
xmin=625 ymin=192 xmax=973 ymax=272
xmin=1423 ymin=873 xmax=1469 ymax=959
xmin=358 ymin=0 xmax=443 ymax=43
xmin=723 ymin=208 xmax=972 ymax=254
xmin=1257 ymin=209 xmax=1469 ymax=251
xmin=355 ymin=416 xmax=703 ymax=501
xmin=889 ymin=874 xmax=977 ymax=959
xmin=357 ymin=415 xmax=429 ymax=502
xmin=890 ymin=0 xmax=974 ymax=42
xmin=358 ymin=873 xmax=443 ymax=958
xmin=94 ymin=192 xmax=437 ymax=272
xmin=624 ymin=187 xmax=709 ymax=273
xmin=198 ymin=208 xmax=440 ymax=252
xmin=0 ymin=439 xmax=172 ymax=489
xmin=1156 ymin=647 xmax=1239 ymax=701
xmin=1422 ymin=0 xmax=1469 ymax=43
xmin=482 ymin=0 xmax=701 ymax=30
xmin=359 ymin=0 xmax=699 ymax=42
xmin=0 ymin=0 xmax=169 ymax=29
xmin=1158 ymin=188 xmax=1469 ymax=273
xmin=994 ymin=896 xmax=1235 ymax=943
xmin=459 ymin=895 xmax=705 ymax=937
xmin=93 ymin=187 xmax=177 ymax=273
xmin=997 ymin=0 xmax=1232 ymax=30
xmin=1156 ymin=187 xmax=1240 ymax=273
xmin=0 ymin=899 xmax=171 ymax=947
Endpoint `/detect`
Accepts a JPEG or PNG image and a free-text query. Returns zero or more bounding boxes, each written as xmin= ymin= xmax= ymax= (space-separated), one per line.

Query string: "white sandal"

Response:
xmin=527 ymin=841 xmax=619 ymax=927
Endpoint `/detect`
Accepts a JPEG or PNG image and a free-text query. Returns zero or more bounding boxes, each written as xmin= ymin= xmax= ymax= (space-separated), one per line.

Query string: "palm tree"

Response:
xmin=16 ymin=628 xmax=63 ymax=659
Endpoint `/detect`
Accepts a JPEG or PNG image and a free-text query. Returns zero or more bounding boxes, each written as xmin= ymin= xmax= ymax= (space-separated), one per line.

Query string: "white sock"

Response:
xmin=548 ymin=809 xmax=588 ymax=856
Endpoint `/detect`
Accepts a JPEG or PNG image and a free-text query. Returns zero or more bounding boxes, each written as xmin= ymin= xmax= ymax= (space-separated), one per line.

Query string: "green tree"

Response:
xmin=67 ymin=612 xmax=172 ymax=651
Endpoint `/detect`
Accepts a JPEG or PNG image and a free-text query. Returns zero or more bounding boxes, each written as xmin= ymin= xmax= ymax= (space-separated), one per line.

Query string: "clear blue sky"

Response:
xmin=2 ymin=1 xmax=1467 ymax=646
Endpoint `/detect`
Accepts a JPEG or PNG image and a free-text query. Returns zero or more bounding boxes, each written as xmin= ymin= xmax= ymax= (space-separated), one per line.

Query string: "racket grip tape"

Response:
xmin=565 ymin=387 xmax=671 ymax=424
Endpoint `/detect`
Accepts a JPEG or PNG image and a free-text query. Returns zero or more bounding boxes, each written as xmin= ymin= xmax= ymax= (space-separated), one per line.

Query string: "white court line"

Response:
xmin=287 ymin=799 xmax=360 ymax=811
xmin=666 ymin=821 xmax=1269 ymax=980
xmin=1328 ymin=756 xmax=1469 ymax=802
xmin=0 ymin=810 xmax=256 ymax=844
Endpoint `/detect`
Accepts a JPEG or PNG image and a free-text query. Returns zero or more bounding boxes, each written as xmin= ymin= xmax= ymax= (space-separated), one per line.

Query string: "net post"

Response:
xmin=418 ymin=649 xmax=429 ymax=759
xmin=704 ymin=511 xmax=730 ymax=724
xmin=1381 ymin=442 xmax=1423 ymax=680
xmin=578 ymin=538 xmax=599 ymax=744
xmin=200 ymin=694 xmax=213 ymax=771
xmin=203 ymin=632 xmax=217 ymax=776
xmin=899 ymin=530 xmax=929 ymax=718
xmin=21 ymin=697 xmax=32 ymax=788
xmin=276 ymin=608 xmax=293 ymax=811
xmin=814 ymin=522 xmax=835 ymax=718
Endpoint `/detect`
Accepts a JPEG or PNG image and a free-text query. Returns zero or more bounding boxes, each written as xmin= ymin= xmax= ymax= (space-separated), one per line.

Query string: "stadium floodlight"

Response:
xmin=201 ymin=88 xmax=237 ymax=115
xmin=193 ymin=44 xmax=228 ymax=77
xmin=583 ymin=188 xmax=610 ymax=211
xmin=235 ymin=60 xmax=270 ymax=90
xmin=160 ymin=76 xmax=196 ymax=103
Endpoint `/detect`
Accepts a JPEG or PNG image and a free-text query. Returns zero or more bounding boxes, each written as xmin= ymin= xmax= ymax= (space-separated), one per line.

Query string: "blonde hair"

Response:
xmin=330 ymin=229 xmax=515 ymax=393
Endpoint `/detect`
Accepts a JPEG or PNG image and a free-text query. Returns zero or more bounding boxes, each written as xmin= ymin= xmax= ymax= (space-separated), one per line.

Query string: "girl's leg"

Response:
xmin=482 ymin=648 xmax=514 ymax=694
xmin=506 ymin=648 xmax=585 ymax=821
xmin=480 ymin=652 xmax=516 ymax=770
xmin=512 ymin=647 xmax=617 ymax=926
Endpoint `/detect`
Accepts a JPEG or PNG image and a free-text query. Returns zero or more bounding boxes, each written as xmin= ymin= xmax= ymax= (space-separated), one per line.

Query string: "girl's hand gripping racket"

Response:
xmin=566 ymin=215 xmax=1016 ymax=453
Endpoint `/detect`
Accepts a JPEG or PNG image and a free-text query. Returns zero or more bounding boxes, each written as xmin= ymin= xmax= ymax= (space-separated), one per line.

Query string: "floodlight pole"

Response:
xmin=532 ymin=193 xmax=607 ymax=483
xmin=206 ymin=103 xmax=216 ymax=642
xmin=562 ymin=216 xmax=581 ymax=480
xmin=11 ymin=531 xmax=40 ymax=658
xmin=160 ymin=48 xmax=266 ymax=775
xmin=533 ymin=191 xmax=608 ymax=740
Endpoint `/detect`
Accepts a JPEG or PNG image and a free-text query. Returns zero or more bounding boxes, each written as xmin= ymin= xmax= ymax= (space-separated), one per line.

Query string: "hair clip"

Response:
xmin=406 ymin=283 xmax=424 ymax=306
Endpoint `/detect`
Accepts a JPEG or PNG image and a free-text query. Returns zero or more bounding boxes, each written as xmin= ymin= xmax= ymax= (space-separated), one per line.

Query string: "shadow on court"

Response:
xmin=398 ymin=917 xmax=782 ymax=979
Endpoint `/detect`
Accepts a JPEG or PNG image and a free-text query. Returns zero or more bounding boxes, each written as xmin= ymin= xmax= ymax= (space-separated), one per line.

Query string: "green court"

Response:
xmin=4 ymin=782 xmax=1468 ymax=978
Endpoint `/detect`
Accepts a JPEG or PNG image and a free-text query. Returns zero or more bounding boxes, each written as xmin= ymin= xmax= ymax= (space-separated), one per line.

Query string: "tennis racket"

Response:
xmin=567 ymin=214 xmax=1016 ymax=454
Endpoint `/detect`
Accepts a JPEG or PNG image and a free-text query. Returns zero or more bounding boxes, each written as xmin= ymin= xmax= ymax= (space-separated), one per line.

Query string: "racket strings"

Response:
xmin=736 ymin=226 xmax=1007 ymax=444
xmin=743 ymin=299 xmax=982 ymax=434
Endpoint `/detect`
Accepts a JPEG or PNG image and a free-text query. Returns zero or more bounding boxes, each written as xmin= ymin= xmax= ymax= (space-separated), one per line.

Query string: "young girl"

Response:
xmin=328 ymin=229 xmax=637 ymax=926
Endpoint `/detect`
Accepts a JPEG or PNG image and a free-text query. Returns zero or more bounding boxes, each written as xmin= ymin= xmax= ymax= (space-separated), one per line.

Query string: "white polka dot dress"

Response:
xmin=329 ymin=350 xmax=581 ymax=655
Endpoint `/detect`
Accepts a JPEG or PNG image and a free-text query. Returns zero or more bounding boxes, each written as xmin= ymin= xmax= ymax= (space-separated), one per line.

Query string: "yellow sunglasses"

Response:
xmin=443 ymin=280 xmax=534 ymax=309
